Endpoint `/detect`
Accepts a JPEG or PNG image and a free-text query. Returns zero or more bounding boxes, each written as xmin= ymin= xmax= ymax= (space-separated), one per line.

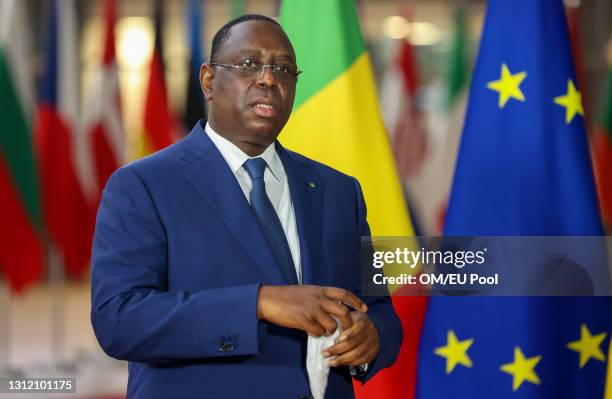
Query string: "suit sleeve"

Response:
xmin=91 ymin=167 xmax=267 ymax=363
xmin=352 ymin=177 xmax=403 ymax=382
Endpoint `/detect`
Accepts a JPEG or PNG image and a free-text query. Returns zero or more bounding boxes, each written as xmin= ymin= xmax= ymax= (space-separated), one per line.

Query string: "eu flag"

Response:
xmin=416 ymin=0 xmax=612 ymax=398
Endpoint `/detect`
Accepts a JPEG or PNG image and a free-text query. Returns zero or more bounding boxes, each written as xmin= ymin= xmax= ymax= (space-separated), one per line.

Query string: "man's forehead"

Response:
xmin=220 ymin=20 xmax=295 ymax=60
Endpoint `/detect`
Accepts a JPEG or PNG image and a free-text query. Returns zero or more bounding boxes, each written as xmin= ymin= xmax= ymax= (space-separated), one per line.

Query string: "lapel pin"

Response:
xmin=308 ymin=181 xmax=317 ymax=189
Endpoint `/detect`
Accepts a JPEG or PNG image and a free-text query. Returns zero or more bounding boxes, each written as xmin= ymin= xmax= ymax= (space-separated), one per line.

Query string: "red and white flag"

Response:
xmin=35 ymin=0 xmax=95 ymax=277
xmin=380 ymin=8 xmax=469 ymax=235
xmin=380 ymin=39 xmax=428 ymax=181
xmin=81 ymin=0 xmax=124 ymax=200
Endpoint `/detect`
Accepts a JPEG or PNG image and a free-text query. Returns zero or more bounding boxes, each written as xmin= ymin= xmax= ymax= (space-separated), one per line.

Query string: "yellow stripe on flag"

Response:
xmin=280 ymin=53 xmax=414 ymax=237
xmin=605 ymin=337 xmax=611 ymax=399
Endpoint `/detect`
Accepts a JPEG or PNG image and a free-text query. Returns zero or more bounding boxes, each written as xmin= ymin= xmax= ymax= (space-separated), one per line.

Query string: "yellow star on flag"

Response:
xmin=500 ymin=346 xmax=541 ymax=391
xmin=434 ymin=330 xmax=474 ymax=374
xmin=553 ymin=79 xmax=584 ymax=124
xmin=567 ymin=324 xmax=607 ymax=368
xmin=487 ymin=63 xmax=527 ymax=108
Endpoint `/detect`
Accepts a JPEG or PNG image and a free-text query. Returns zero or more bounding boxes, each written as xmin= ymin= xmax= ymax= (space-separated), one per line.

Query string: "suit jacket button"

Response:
xmin=218 ymin=341 xmax=234 ymax=352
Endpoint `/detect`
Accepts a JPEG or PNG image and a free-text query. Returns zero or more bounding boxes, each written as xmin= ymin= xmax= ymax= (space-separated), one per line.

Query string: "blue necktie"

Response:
xmin=243 ymin=158 xmax=298 ymax=284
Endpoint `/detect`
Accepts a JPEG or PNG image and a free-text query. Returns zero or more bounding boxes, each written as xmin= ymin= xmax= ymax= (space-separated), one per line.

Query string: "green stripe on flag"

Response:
xmin=599 ymin=69 xmax=612 ymax=135
xmin=0 ymin=49 xmax=41 ymax=226
xmin=280 ymin=0 xmax=365 ymax=109
xmin=446 ymin=5 xmax=468 ymax=109
xmin=230 ymin=0 xmax=247 ymax=19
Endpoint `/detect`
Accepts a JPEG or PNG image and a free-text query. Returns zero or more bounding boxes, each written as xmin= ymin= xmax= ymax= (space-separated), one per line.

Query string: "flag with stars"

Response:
xmin=416 ymin=1 xmax=612 ymax=398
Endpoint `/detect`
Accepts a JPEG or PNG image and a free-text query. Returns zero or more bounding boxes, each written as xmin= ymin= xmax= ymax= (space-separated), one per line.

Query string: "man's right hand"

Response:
xmin=257 ymin=285 xmax=368 ymax=337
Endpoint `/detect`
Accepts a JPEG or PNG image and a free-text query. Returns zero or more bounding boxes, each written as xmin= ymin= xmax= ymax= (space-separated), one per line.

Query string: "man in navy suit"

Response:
xmin=91 ymin=14 xmax=402 ymax=398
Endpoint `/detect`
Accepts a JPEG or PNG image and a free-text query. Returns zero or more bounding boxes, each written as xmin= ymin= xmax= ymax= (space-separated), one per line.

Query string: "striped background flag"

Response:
xmin=592 ymin=48 xmax=612 ymax=230
xmin=81 ymin=0 xmax=124 ymax=201
xmin=279 ymin=1 xmax=427 ymax=398
xmin=0 ymin=0 xmax=43 ymax=292
xmin=141 ymin=0 xmax=174 ymax=155
xmin=380 ymin=32 xmax=427 ymax=182
xmin=183 ymin=0 xmax=206 ymax=131
xmin=35 ymin=0 xmax=94 ymax=277
xmin=379 ymin=23 xmax=429 ymax=236
xmin=435 ymin=3 xmax=470 ymax=233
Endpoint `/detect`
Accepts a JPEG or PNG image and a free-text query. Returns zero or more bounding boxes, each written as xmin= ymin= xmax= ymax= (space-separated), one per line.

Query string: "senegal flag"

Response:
xmin=280 ymin=2 xmax=427 ymax=398
xmin=279 ymin=0 xmax=412 ymax=237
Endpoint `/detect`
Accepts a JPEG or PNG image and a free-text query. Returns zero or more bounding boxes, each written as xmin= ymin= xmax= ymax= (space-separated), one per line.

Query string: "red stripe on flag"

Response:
xmin=592 ymin=129 xmax=612 ymax=227
xmin=102 ymin=0 xmax=117 ymax=66
xmin=0 ymin=153 xmax=43 ymax=292
xmin=392 ymin=41 xmax=428 ymax=179
xmin=91 ymin=123 xmax=119 ymax=199
xmin=354 ymin=296 xmax=428 ymax=399
xmin=35 ymin=106 xmax=95 ymax=276
xmin=87 ymin=0 xmax=122 ymax=198
xmin=143 ymin=51 xmax=174 ymax=152
xmin=397 ymin=41 xmax=419 ymax=95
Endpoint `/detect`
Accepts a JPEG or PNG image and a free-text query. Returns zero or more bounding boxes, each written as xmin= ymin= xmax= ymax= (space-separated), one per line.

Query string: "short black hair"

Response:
xmin=210 ymin=14 xmax=281 ymax=62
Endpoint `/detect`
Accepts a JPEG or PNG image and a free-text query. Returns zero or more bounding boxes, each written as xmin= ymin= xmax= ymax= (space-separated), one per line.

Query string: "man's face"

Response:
xmin=202 ymin=20 xmax=297 ymax=154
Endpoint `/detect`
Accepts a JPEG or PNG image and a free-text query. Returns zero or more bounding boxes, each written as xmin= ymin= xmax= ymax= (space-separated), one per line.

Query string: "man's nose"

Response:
xmin=256 ymin=65 xmax=277 ymax=88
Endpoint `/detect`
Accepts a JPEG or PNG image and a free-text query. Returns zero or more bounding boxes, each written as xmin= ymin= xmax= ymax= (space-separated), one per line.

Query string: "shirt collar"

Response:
xmin=204 ymin=122 xmax=283 ymax=182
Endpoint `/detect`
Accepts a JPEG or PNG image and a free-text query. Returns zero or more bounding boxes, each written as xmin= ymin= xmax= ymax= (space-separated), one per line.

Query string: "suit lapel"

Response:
xmin=277 ymin=144 xmax=326 ymax=286
xmin=179 ymin=124 xmax=287 ymax=285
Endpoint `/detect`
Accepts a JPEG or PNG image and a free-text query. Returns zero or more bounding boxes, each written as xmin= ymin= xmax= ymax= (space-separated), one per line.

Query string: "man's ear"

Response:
xmin=200 ymin=63 xmax=214 ymax=101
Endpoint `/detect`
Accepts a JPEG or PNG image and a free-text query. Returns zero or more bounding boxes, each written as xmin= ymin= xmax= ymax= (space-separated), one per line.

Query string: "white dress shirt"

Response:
xmin=204 ymin=122 xmax=301 ymax=282
xmin=206 ymin=124 xmax=355 ymax=397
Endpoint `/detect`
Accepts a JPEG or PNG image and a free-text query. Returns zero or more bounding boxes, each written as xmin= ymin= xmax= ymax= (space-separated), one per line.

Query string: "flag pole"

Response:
xmin=48 ymin=241 xmax=66 ymax=367
xmin=0 ymin=279 xmax=11 ymax=372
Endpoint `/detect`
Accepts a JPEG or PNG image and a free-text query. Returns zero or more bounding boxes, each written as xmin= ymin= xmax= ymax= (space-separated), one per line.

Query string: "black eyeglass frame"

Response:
xmin=210 ymin=61 xmax=303 ymax=82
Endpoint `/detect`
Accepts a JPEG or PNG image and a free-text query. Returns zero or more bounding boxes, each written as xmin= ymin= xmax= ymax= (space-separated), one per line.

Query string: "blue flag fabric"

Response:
xmin=445 ymin=0 xmax=600 ymax=236
xmin=417 ymin=0 xmax=612 ymax=398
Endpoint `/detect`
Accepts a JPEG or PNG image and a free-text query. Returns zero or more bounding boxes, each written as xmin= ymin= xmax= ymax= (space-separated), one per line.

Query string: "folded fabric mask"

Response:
xmin=306 ymin=318 xmax=342 ymax=399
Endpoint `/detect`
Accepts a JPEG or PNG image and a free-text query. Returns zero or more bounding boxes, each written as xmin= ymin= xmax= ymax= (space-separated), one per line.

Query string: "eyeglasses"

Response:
xmin=211 ymin=59 xmax=302 ymax=83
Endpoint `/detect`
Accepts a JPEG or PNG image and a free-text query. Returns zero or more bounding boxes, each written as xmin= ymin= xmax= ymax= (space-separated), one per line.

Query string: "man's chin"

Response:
xmin=246 ymin=121 xmax=283 ymax=141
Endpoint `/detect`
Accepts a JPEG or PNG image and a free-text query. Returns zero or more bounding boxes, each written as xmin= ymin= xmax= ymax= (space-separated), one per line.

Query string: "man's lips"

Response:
xmin=250 ymin=99 xmax=279 ymax=119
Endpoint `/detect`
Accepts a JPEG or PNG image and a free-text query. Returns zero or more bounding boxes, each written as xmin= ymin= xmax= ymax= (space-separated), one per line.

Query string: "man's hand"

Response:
xmin=323 ymin=311 xmax=380 ymax=367
xmin=257 ymin=285 xmax=368 ymax=337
